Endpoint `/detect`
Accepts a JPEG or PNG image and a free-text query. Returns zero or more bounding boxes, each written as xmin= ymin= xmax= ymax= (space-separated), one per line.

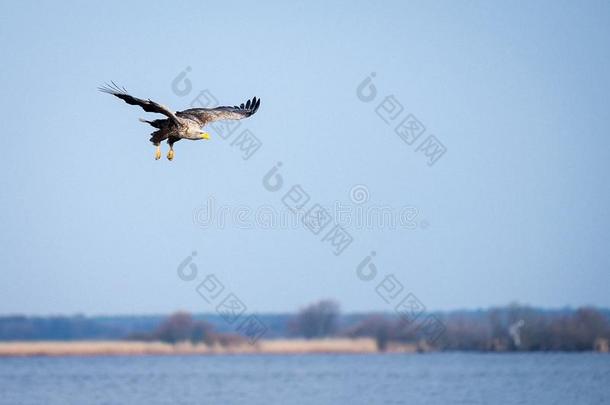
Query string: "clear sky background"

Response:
xmin=0 ymin=0 xmax=609 ymax=315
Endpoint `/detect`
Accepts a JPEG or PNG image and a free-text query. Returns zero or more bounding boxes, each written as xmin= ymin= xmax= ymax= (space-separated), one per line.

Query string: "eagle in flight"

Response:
xmin=99 ymin=82 xmax=260 ymax=160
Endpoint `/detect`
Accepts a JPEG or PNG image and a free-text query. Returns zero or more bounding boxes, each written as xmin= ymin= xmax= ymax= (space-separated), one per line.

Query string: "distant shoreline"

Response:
xmin=0 ymin=339 xmax=420 ymax=357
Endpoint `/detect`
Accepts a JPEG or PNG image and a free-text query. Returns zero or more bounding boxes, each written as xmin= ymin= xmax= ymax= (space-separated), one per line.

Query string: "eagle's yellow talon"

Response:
xmin=167 ymin=149 xmax=174 ymax=161
xmin=154 ymin=146 xmax=161 ymax=160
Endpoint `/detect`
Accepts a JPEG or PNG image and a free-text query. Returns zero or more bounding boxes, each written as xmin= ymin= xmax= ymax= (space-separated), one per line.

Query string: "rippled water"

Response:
xmin=0 ymin=353 xmax=608 ymax=404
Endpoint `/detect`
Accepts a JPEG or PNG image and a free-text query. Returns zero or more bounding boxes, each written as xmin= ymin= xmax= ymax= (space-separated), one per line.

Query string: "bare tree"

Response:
xmin=151 ymin=312 xmax=214 ymax=345
xmin=290 ymin=300 xmax=340 ymax=339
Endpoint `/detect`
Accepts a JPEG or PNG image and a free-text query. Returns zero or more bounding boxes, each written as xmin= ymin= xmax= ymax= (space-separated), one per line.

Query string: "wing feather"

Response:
xmin=99 ymin=82 xmax=179 ymax=124
xmin=178 ymin=97 xmax=261 ymax=125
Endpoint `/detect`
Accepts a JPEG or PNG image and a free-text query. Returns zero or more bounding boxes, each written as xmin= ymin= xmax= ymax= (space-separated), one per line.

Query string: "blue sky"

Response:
xmin=0 ymin=0 xmax=609 ymax=315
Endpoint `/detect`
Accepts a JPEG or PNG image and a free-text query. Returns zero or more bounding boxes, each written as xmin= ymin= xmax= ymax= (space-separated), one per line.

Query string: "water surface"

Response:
xmin=0 ymin=353 xmax=608 ymax=404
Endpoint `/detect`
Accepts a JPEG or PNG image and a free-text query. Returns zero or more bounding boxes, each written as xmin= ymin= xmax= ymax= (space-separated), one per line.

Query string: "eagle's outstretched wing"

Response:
xmin=99 ymin=82 xmax=180 ymax=124
xmin=178 ymin=97 xmax=261 ymax=126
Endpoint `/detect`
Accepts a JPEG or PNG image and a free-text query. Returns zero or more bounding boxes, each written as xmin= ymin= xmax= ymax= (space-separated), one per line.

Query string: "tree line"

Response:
xmin=1 ymin=301 xmax=608 ymax=352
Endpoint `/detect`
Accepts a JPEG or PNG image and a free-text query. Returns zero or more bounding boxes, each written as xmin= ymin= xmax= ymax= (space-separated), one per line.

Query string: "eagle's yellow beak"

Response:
xmin=200 ymin=132 xmax=210 ymax=140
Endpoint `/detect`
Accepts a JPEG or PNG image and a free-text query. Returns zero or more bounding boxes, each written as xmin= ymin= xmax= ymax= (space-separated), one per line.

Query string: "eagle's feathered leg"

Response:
xmin=149 ymin=129 xmax=169 ymax=161
xmin=167 ymin=137 xmax=180 ymax=161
